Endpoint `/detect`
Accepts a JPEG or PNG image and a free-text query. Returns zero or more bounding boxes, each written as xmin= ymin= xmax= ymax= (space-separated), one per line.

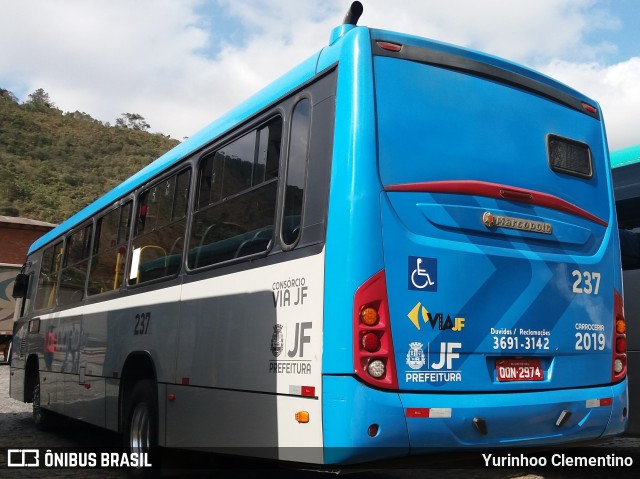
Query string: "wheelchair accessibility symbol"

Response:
xmin=408 ymin=256 xmax=437 ymax=292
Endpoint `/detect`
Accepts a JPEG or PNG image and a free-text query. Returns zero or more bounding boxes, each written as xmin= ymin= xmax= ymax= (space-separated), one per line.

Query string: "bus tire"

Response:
xmin=123 ymin=380 xmax=159 ymax=465
xmin=32 ymin=378 xmax=51 ymax=431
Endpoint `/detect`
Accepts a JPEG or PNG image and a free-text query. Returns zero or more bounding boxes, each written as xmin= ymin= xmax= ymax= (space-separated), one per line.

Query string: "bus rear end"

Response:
xmin=322 ymin=27 xmax=627 ymax=464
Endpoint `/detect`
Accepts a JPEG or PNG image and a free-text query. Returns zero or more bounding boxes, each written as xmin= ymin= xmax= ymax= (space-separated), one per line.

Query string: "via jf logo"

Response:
xmin=408 ymin=256 xmax=437 ymax=292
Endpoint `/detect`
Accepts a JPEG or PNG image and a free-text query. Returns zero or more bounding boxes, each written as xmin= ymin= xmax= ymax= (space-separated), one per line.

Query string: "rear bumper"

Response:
xmin=322 ymin=375 xmax=627 ymax=464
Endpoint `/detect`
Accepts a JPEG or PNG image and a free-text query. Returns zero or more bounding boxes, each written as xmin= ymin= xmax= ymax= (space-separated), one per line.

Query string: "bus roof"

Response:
xmin=611 ymin=144 xmax=640 ymax=168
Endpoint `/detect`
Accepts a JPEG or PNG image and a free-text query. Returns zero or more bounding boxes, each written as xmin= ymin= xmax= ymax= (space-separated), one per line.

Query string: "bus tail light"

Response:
xmin=376 ymin=41 xmax=402 ymax=53
xmin=361 ymin=332 xmax=381 ymax=352
xmin=353 ymin=270 xmax=398 ymax=389
xmin=612 ymin=290 xmax=627 ymax=381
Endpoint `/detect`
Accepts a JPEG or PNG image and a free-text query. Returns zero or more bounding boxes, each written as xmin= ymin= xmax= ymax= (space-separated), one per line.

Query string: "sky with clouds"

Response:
xmin=0 ymin=0 xmax=638 ymax=150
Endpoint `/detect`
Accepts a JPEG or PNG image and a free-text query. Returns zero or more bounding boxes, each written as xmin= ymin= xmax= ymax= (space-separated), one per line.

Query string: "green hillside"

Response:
xmin=0 ymin=88 xmax=179 ymax=223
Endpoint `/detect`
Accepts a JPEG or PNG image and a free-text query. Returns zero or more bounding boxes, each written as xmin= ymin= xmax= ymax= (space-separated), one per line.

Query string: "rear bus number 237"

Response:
xmin=134 ymin=312 xmax=151 ymax=335
xmin=571 ymin=270 xmax=600 ymax=295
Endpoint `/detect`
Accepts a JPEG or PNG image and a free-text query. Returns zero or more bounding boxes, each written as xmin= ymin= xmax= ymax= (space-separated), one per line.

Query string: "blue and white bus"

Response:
xmin=10 ymin=2 xmax=627 ymax=465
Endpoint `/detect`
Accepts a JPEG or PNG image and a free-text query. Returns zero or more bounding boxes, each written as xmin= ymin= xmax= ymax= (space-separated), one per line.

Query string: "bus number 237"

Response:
xmin=134 ymin=312 xmax=151 ymax=335
xmin=571 ymin=270 xmax=600 ymax=295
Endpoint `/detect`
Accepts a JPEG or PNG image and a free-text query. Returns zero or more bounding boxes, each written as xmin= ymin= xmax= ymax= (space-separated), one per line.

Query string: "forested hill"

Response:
xmin=0 ymin=88 xmax=179 ymax=224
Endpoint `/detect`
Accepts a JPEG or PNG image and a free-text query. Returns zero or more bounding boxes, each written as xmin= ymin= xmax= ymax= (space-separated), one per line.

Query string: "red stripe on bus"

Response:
xmin=385 ymin=180 xmax=608 ymax=227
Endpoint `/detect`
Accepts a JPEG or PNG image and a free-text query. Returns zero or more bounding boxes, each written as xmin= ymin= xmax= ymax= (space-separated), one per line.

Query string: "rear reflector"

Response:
xmin=289 ymin=385 xmax=316 ymax=397
xmin=406 ymin=408 xmax=452 ymax=418
xmin=586 ymin=398 xmax=613 ymax=408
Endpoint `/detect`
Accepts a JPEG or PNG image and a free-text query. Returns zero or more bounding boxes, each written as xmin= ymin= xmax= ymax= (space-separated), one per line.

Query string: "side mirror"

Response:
xmin=12 ymin=273 xmax=29 ymax=299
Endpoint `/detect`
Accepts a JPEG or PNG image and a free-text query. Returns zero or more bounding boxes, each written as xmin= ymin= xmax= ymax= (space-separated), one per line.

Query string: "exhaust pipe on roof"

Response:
xmin=343 ymin=1 xmax=363 ymax=26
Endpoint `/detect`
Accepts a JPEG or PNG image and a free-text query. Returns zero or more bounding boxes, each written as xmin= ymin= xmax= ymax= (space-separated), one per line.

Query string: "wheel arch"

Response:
xmin=118 ymin=351 xmax=157 ymax=433
xmin=24 ymin=354 xmax=40 ymax=403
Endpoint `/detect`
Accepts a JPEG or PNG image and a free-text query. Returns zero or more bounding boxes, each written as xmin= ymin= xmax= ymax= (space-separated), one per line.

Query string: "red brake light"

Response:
xmin=376 ymin=41 xmax=402 ymax=52
xmin=361 ymin=332 xmax=381 ymax=352
xmin=612 ymin=290 xmax=627 ymax=382
xmin=353 ymin=270 xmax=398 ymax=389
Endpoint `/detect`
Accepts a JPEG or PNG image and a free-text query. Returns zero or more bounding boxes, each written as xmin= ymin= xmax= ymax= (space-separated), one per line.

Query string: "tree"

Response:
xmin=0 ymin=205 xmax=20 ymax=217
xmin=115 ymin=113 xmax=150 ymax=131
xmin=0 ymin=88 xmax=18 ymax=103
xmin=25 ymin=88 xmax=55 ymax=109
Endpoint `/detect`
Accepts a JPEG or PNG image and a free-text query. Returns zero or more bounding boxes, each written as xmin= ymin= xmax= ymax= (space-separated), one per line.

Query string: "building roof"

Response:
xmin=0 ymin=216 xmax=57 ymax=229
xmin=611 ymin=144 xmax=640 ymax=168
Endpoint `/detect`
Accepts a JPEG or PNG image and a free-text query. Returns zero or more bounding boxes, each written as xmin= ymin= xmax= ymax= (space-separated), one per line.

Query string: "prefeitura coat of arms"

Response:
xmin=271 ymin=324 xmax=284 ymax=357
xmin=406 ymin=342 xmax=426 ymax=370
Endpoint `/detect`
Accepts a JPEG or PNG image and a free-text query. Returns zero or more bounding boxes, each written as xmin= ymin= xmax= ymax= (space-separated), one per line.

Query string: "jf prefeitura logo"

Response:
xmin=405 ymin=341 xmax=463 ymax=384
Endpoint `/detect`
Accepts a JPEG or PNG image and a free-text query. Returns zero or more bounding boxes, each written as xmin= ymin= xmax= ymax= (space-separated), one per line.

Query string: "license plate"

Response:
xmin=496 ymin=359 xmax=544 ymax=382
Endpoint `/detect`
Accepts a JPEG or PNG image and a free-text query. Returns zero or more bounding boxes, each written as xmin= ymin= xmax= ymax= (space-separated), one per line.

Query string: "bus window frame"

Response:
xmin=127 ymin=165 xmax=193 ymax=288
xmin=186 ymin=111 xmax=285 ymax=273
xmin=279 ymin=94 xmax=312 ymax=252
xmin=86 ymin=197 xmax=134 ymax=297
xmin=57 ymin=220 xmax=95 ymax=306
xmin=33 ymin=240 xmax=64 ymax=312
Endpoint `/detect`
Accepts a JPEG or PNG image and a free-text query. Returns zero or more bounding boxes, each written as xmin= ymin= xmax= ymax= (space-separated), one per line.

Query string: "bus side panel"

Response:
xmin=170 ymin=251 xmax=325 ymax=455
xmin=90 ymin=284 xmax=182 ymax=384
xmin=34 ymin=316 xmax=66 ymax=415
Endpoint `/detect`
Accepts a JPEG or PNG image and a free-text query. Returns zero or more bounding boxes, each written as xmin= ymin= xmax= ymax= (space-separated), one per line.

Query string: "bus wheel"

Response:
xmin=32 ymin=377 xmax=51 ymax=431
xmin=124 ymin=380 xmax=158 ymax=459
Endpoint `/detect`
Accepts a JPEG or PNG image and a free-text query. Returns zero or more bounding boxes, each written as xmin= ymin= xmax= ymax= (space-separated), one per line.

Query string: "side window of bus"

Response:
xmin=58 ymin=224 xmax=93 ymax=305
xmin=130 ymin=170 xmax=190 ymax=284
xmin=88 ymin=202 xmax=132 ymax=295
xmin=34 ymin=241 xmax=63 ymax=311
xmin=17 ymin=272 xmax=35 ymax=318
xmin=282 ymin=99 xmax=311 ymax=246
xmin=189 ymin=117 xmax=282 ymax=269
